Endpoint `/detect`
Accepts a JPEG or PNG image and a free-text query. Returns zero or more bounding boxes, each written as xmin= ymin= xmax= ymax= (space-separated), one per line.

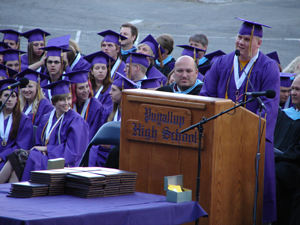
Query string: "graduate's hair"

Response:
xmin=19 ymin=80 xmax=45 ymax=115
xmin=51 ymin=92 xmax=71 ymax=105
xmin=189 ymin=34 xmax=209 ymax=51
xmin=120 ymin=23 xmax=139 ymax=43
xmin=67 ymin=39 xmax=81 ymax=65
xmin=89 ymin=64 xmax=112 ymax=95
xmin=27 ymin=41 xmax=45 ymax=65
xmin=283 ymin=56 xmax=300 ymax=76
xmin=156 ymin=34 xmax=174 ymax=55
xmin=107 ymin=86 xmax=122 ymax=122
xmin=0 ymin=90 xmax=22 ymax=140
xmin=71 ymin=81 xmax=93 ymax=104
xmin=132 ymin=63 xmax=147 ymax=75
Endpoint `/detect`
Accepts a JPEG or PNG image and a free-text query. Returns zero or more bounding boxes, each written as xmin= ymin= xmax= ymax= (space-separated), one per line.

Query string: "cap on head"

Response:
xmin=16 ymin=68 xmax=48 ymax=84
xmin=21 ymin=29 xmax=51 ymax=43
xmin=0 ymin=78 xmax=19 ymax=93
xmin=63 ymin=70 xmax=90 ymax=84
xmin=280 ymin=72 xmax=296 ymax=87
xmin=0 ymin=64 xmax=18 ymax=79
xmin=2 ymin=49 xmax=25 ymax=62
xmin=0 ymin=42 xmax=11 ymax=51
xmin=0 ymin=29 xmax=21 ymax=43
xmin=139 ymin=34 xmax=165 ymax=60
xmin=125 ymin=52 xmax=153 ymax=68
xmin=236 ymin=17 xmax=271 ymax=38
xmin=40 ymin=46 xmax=70 ymax=57
xmin=83 ymin=51 xmax=115 ymax=66
xmin=42 ymin=79 xmax=73 ymax=96
xmin=177 ymin=45 xmax=205 ymax=61
xmin=47 ymin=35 xmax=71 ymax=49
xmin=113 ymin=72 xmax=139 ymax=90
xmin=97 ymin=30 xmax=127 ymax=46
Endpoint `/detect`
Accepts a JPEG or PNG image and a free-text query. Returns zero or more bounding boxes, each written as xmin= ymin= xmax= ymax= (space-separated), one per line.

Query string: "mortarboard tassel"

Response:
xmin=6 ymin=68 xmax=9 ymax=78
xmin=160 ymin=81 xmax=163 ymax=87
xmin=249 ymin=25 xmax=255 ymax=57
xmin=158 ymin=44 xmax=163 ymax=68
xmin=193 ymin=49 xmax=196 ymax=62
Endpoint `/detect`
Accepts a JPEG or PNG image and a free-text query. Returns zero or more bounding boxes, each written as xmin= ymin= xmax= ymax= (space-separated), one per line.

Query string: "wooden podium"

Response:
xmin=119 ymin=89 xmax=265 ymax=225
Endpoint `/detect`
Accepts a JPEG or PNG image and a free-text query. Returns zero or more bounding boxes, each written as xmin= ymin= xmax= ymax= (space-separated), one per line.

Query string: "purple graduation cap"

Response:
xmin=139 ymin=77 xmax=161 ymax=89
xmin=83 ymin=51 xmax=115 ymax=66
xmin=235 ymin=17 xmax=271 ymax=38
xmin=139 ymin=34 xmax=165 ymax=60
xmin=113 ymin=72 xmax=139 ymax=90
xmin=125 ymin=52 xmax=153 ymax=68
xmin=0 ymin=29 xmax=21 ymax=42
xmin=177 ymin=45 xmax=205 ymax=60
xmin=266 ymin=51 xmax=280 ymax=65
xmin=97 ymin=30 xmax=127 ymax=46
xmin=0 ymin=64 xmax=18 ymax=79
xmin=280 ymin=72 xmax=296 ymax=87
xmin=21 ymin=29 xmax=51 ymax=43
xmin=204 ymin=50 xmax=226 ymax=64
xmin=0 ymin=42 xmax=11 ymax=51
xmin=1 ymin=49 xmax=26 ymax=61
xmin=198 ymin=64 xmax=212 ymax=76
xmin=0 ymin=78 xmax=19 ymax=93
xmin=16 ymin=68 xmax=48 ymax=84
xmin=40 ymin=46 xmax=70 ymax=57
xmin=63 ymin=70 xmax=90 ymax=83
xmin=42 ymin=79 xmax=73 ymax=96
xmin=47 ymin=35 xmax=71 ymax=49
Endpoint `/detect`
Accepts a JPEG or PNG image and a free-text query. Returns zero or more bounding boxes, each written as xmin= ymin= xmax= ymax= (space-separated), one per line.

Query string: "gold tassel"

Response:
xmin=249 ymin=25 xmax=255 ymax=57
xmin=160 ymin=81 xmax=163 ymax=87
xmin=158 ymin=44 xmax=163 ymax=68
xmin=6 ymin=68 xmax=9 ymax=78
xmin=193 ymin=49 xmax=196 ymax=62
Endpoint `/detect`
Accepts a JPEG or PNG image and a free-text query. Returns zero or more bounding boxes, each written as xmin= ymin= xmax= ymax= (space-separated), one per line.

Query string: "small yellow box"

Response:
xmin=164 ymin=175 xmax=192 ymax=203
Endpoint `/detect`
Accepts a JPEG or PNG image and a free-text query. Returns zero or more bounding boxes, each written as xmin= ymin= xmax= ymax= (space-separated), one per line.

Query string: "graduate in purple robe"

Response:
xmin=200 ymin=18 xmax=280 ymax=223
xmin=89 ymin=75 xmax=138 ymax=167
xmin=0 ymin=79 xmax=33 ymax=174
xmin=0 ymin=42 xmax=11 ymax=65
xmin=137 ymin=34 xmax=167 ymax=86
xmin=98 ymin=30 xmax=128 ymax=81
xmin=39 ymin=45 xmax=70 ymax=101
xmin=2 ymin=49 xmax=25 ymax=74
xmin=65 ymin=70 xmax=107 ymax=141
xmin=20 ymin=29 xmax=50 ymax=72
xmin=67 ymin=39 xmax=91 ymax=71
xmin=279 ymin=72 xmax=295 ymax=110
xmin=17 ymin=68 xmax=54 ymax=126
xmin=0 ymin=64 xmax=18 ymax=80
xmin=20 ymin=80 xmax=89 ymax=181
xmin=0 ymin=29 xmax=21 ymax=50
xmin=83 ymin=51 xmax=115 ymax=109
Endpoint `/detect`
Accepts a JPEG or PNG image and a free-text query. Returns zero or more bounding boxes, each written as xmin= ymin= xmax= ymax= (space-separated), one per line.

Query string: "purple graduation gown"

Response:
xmin=75 ymin=97 xmax=106 ymax=141
xmin=21 ymin=109 xmax=89 ymax=181
xmin=93 ymin=85 xmax=113 ymax=109
xmin=23 ymin=98 xmax=54 ymax=126
xmin=69 ymin=53 xmax=91 ymax=71
xmin=0 ymin=114 xmax=33 ymax=170
xmin=146 ymin=65 xmax=167 ymax=86
xmin=200 ymin=50 xmax=280 ymax=222
xmin=111 ymin=60 xmax=126 ymax=81
xmin=20 ymin=54 xmax=46 ymax=73
xmin=88 ymin=105 xmax=119 ymax=167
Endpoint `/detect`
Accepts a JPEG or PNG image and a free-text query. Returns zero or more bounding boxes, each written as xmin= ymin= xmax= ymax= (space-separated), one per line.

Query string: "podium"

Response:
xmin=119 ymin=89 xmax=265 ymax=225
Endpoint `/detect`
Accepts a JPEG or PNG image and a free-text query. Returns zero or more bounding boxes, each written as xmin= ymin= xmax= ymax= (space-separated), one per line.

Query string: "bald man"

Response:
xmin=157 ymin=55 xmax=203 ymax=95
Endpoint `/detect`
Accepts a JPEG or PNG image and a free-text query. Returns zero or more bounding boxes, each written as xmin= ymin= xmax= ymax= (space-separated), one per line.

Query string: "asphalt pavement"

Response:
xmin=0 ymin=0 xmax=299 ymax=68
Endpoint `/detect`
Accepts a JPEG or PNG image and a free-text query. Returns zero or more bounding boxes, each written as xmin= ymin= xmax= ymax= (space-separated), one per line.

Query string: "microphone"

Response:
xmin=2 ymin=77 xmax=29 ymax=91
xmin=235 ymin=49 xmax=267 ymax=110
xmin=245 ymin=90 xmax=276 ymax=99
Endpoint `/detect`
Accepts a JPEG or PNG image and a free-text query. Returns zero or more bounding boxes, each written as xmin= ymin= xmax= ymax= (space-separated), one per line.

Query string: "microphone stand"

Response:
xmin=181 ymin=97 xmax=256 ymax=225
xmin=236 ymin=51 xmax=266 ymax=224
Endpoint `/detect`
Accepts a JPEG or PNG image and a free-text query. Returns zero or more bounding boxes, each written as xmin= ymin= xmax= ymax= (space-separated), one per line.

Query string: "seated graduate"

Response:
xmin=67 ymin=39 xmax=91 ymax=71
xmin=17 ymin=68 xmax=54 ymax=125
xmin=0 ymin=79 xmax=33 ymax=171
xmin=154 ymin=34 xmax=176 ymax=77
xmin=177 ymin=45 xmax=205 ymax=81
xmin=0 ymin=64 xmax=18 ymax=81
xmin=0 ymin=42 xmax=11 ymax=65
xmin=157 ymin=55 xmax=203 ymax=95
xmin=20 ymin=80 xmax=90 ymax=181
xmin=273 ymin=75 xmax=300 ymax=225
xmin=89 ymin=74 xmax=138 ymax=167
xmin=65 ymin=70 xmax=107 ymax=141
xmin=124 ymin=52 xmax=161 ymax=89
xmin=83 ymin=51 xmax=115 ymax=109
xmin=98 ymin=30 xmax=128 ymax=81
xmin=0 ymin=29 xmax=21 ymax=50
xmin=189 ymin=33 xmax=210 ymax=68
xmin=21 ymin=29 xmax=51 ymax=72
xmin=40 ymin=45 xmax=70 ymax=101
xmin=278 ymin=72 xmax=295 ymax=110
xmin=1 ymin=49 xmax=25 ymax=74
xmin=137 ymin=34 xmax=167 ymax=86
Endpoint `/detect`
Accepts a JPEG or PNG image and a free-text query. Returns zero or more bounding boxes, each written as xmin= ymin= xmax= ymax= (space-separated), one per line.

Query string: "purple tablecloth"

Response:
xmin=0 ymin=183 xmax=207 ymax=225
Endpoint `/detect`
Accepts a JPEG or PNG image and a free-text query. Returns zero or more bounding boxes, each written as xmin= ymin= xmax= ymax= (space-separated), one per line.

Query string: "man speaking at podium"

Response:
xmin=200 ymin=18 xmax=280 ymax=224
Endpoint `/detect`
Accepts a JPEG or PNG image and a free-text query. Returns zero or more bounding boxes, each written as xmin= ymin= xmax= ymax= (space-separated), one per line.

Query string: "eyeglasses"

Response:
xmin=47 ymin=60 xmax=61 ymax=65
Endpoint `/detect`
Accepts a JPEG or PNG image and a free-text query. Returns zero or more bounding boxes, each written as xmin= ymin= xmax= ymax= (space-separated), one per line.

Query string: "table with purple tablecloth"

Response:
xmin=0 ymin=183 xmax=207 ymax=225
